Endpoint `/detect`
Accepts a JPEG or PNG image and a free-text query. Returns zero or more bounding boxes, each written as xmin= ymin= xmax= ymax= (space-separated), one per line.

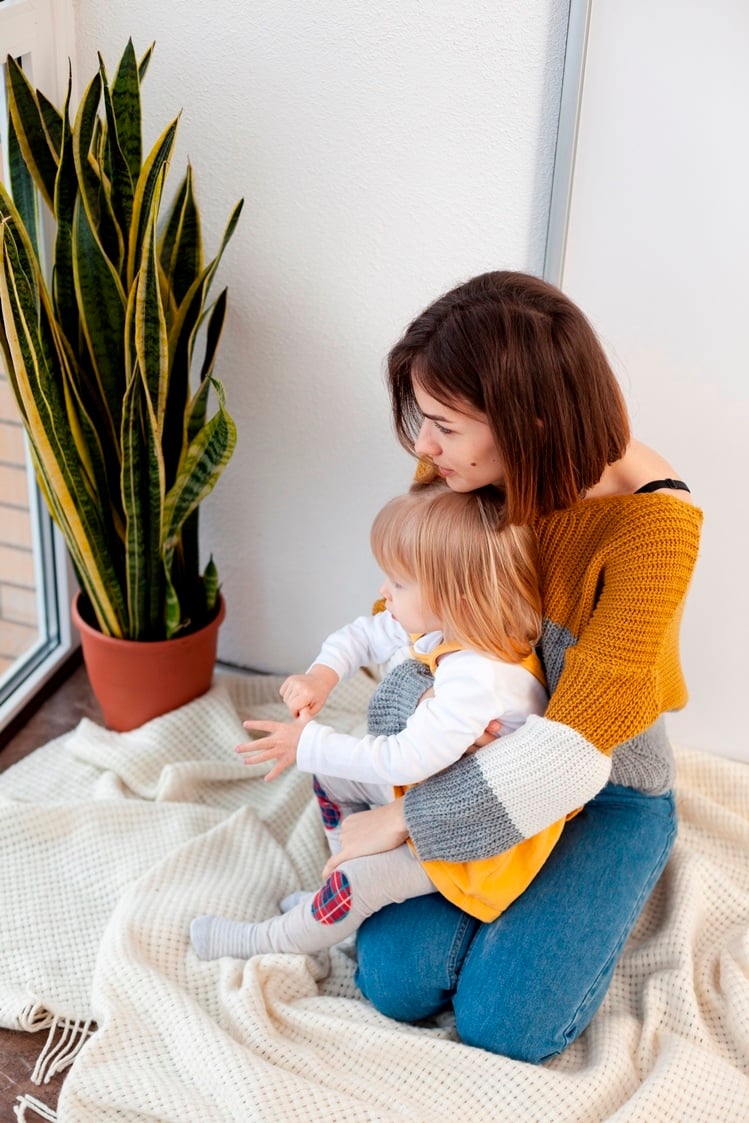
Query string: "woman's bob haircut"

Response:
xmin=370 ymin=482 xmax=542 ymax=663
xmin=387 ymin=270 xmax=630 ymax=523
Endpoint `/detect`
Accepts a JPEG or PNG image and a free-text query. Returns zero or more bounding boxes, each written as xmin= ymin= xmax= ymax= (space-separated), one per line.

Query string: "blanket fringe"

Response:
xmin=29 ymin=1014 xmax=94 ymax=1085
xmin=13 ymin=1094 xmax=58 ymax=1121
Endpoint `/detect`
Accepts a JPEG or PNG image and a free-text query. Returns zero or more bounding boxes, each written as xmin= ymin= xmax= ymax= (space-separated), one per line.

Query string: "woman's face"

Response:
xmin=412 ymin=381 xmax=505 ymax=492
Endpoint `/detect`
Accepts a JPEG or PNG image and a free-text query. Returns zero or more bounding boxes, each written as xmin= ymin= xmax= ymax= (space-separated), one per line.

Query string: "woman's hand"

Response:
xmin=238 ymin=711 xmax=312 ymax=781
xmin=322 ymin=799 xmax=409 ymax=878
xmin=465 ymin=718 xmax=503 ymax=754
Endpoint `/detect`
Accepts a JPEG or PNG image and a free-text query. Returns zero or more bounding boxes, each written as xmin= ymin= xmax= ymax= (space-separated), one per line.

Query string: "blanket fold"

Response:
xmin=1 ymin=673 xmax=748 ymax=1122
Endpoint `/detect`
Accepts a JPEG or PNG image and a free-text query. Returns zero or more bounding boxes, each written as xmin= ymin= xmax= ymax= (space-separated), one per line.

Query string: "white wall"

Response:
xmin=555 ymin=1 xmax=748 ymax=760
xmin=71 ymin=0 xmax=568 ymax=671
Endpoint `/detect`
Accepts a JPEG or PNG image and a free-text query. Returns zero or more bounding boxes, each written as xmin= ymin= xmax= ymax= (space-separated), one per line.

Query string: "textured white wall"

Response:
xmin=71 ymin=0 xmax=567 ymax=672
xmin=558 ymin=1 xmax=748 ymax=760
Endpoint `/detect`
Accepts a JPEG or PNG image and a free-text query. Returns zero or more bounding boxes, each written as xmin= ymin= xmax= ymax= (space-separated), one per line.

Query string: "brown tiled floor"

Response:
xmin=0 ymin=662 xmax=102 ymax=1117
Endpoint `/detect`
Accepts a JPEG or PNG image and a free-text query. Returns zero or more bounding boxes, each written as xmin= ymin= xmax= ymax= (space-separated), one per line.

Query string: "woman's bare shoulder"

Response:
xmin=588 ymin=439 xmax=696 ymax=504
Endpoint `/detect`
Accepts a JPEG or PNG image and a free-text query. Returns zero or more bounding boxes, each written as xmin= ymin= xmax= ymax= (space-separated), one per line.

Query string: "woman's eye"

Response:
xmin=434 ymin=423 xmax=453 ymax=436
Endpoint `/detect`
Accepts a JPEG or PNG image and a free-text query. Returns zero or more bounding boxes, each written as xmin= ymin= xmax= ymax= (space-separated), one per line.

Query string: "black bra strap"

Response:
xmin=635 ymin=478 xmax=690 ymax=495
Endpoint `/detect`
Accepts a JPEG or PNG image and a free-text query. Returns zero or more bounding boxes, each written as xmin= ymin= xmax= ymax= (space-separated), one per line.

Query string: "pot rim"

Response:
xmin=72 ymin=591 xmax=226 ymax=651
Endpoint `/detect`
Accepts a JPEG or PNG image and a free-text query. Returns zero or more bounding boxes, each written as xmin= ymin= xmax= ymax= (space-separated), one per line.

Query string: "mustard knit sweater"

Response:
xmin=400 ymin=493 xmax=703 ymax=864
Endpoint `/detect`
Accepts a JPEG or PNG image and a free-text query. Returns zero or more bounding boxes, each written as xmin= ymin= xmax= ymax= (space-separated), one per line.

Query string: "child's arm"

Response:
xmin=279 ymin=611 xmax=410 ymax=717
xmin=280 ymin=665 xmax=340 ymax=717
xmin=242 ymin=653 xmax=547 ymax=785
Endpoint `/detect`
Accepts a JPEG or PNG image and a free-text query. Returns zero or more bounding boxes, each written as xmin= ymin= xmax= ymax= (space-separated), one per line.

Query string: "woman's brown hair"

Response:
xmin=370 ymin=483 xmax=542 ymax=663
xmin=387 ymin=271 xmax=630 ymax=522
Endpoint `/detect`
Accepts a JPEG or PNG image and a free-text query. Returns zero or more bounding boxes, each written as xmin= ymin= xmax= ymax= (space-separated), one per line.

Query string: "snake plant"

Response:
xmin=0 ymin=40 xmax=241 ymax=640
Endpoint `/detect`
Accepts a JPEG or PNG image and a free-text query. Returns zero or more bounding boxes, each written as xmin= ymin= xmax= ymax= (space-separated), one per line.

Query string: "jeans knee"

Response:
xmin=454 ymin=1005 xmax=571 ymax=1063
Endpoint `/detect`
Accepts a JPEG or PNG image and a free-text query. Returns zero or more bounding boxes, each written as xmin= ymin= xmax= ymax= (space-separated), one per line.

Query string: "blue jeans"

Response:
xmin=355 ymin=783 xmax=677 ymax=1062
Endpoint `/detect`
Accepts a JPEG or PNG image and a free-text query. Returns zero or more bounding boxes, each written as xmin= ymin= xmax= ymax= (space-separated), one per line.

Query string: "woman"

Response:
xmin=325 ymin=270 xmax=703 ymax=1063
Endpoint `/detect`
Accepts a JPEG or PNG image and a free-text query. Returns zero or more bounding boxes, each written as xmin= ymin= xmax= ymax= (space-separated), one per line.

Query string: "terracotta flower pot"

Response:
xmin=72 ymin=592 xmax=226 ymax=732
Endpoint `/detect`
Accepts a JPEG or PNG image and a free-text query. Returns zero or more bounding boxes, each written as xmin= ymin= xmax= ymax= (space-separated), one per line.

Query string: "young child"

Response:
xmin=190 ymin=483 xmax=566 ymax=961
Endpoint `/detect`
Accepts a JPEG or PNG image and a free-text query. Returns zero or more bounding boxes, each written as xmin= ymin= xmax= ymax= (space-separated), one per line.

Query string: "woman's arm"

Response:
xmin=401 ymin=500 xmax=703 ymax=863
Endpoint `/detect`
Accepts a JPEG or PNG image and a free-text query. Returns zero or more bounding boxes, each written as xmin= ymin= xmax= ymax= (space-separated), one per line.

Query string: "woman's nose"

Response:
xmin=414 ymin=420 xmax=440 ymax=457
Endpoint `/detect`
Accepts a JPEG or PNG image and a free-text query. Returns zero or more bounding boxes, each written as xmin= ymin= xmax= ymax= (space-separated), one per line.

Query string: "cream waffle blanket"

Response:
xmin=1 ymin=672 xmax=748 ymax=1122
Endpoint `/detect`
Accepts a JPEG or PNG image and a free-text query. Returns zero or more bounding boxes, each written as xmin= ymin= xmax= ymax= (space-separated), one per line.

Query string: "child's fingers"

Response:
xmin=242 ymin=719 xmax=284 ymax=734
xmin=236 ymin=733 xmax=277 ymax=756
xmin=263 ymin=760 xmax=288 ymax=782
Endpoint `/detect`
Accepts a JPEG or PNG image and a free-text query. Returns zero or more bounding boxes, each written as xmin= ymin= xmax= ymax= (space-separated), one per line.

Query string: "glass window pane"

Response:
xmin=0 ymin=41 xmax=72 ymax=729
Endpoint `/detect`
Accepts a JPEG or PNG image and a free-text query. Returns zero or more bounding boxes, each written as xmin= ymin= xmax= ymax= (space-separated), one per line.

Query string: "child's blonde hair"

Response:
xmin=370 ymin=482 xmax=542 ymax=663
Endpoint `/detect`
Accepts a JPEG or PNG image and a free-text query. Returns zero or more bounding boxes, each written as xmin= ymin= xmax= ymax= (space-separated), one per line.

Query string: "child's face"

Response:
xmin=379 ymin=573 xmax=442 ymax=636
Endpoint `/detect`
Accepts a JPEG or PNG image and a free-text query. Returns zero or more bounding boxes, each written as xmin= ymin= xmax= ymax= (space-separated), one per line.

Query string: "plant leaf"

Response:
xmin=51 ymin=77 xmax=80 ymax=348
xmin=99 ymin=53 xmax=135 ymax=239
xmin=109 ymin=39 xmax=142 ymax=185
xmin=72 ymin=193 xmax=127 ymax=446
xmin=0 ymin=217 xmax=127 ymax=635
xmin=7 ymin=106 xmax=40 ymax=258
xmin=161 ymin=377 xmax=236 ymax=637
xmin=72 ymin=70 xmax=124 ymax=272
xmin=127 ymin=117 xmax=178 ymax=289
xmin=5 ymin=55 xmax=59 ymax=211
xmin=135 ymin=173 xmax=168 ymax=424
xmin=163 ymin=199 xmax=242 ymax=485
xmin=158 ymin=165 xmax=202 ymax=310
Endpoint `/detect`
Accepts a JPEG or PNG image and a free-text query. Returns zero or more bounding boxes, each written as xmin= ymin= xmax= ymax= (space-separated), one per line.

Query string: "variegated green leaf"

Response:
xmin=5 ymin=55 xmax=58 ymax=210
xmin=51 ymin=77 xmax=79 ymax=348
xmin=162 ymin=377 xmax=236 ymax=553
xmin=109 ymin=39 xmax=142 ymax=185
xmin=8 ymin=108 xmax=40 ymax=259
xmin=163 ymin=200 xmax=242 ymax=481
xmin=0 ymin=219 xmax=127 ymax=635
xmin=99 ymin=52 xmax=135 ymax=238
xmin=138 ymin=42 xmax=155 ymax=85
xmin=72 ymin=193 xmax=128 ymax=447
xmin=135 ymin=176 xmax=168 ymax=426
xmin=159 ymin=165 xmax=202 ymax=310
xmin=36 ymin=87 xmax=64 ymax=159
xmin=127 ymin=118 xmax=178 ymax=289
xmin=203 ymin=555 xmax=219 ymax=613
xmin=72 ymin=71 xmax=123 ymax=272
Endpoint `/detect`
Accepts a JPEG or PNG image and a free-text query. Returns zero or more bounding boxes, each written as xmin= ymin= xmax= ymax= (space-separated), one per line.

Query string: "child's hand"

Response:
xmin=280 ymin=664 xmax=339 ymax=717
xmin=237 ymin=710 xmax=313 ymax=781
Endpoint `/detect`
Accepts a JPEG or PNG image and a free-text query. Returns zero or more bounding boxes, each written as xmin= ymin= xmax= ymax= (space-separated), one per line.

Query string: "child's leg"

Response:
xmin=190 ymin=843 xmax=435 ymax=959
xmin=311 ymin=772 xmax=392 ymax=856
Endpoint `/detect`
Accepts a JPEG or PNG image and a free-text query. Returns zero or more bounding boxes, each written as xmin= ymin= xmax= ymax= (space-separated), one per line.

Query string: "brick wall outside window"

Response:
xmin=0 ymin=371 xmax=39 ymax=674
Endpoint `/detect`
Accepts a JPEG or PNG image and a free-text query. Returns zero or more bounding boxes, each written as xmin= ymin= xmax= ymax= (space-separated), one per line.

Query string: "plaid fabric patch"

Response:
xmin=311 ymin=870 xmax=352 ymax=925
xmin=313 ymin=776 xmax=342 ymax=830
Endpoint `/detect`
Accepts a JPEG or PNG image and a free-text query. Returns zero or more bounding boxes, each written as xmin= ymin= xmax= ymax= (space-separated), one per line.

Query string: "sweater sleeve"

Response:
xmin=297 ymin=653 xmax=546 ymax=785
xmin=310 ymin=611 xmax=409 ymax=681
xmin=404 ymin=499 xmax=703 ymax=863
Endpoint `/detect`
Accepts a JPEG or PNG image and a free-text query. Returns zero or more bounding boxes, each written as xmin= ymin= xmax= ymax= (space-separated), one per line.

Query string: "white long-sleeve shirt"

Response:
xmin=297 ymin=611 xmax=547 ymax=786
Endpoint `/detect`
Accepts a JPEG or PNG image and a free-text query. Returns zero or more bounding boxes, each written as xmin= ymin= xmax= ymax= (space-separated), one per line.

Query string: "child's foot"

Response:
xmin=190 ymin=915 xmax=261 ymax=960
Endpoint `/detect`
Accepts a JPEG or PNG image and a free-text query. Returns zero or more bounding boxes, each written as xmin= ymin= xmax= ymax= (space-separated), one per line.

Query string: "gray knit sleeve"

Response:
xmin=367 ymin=659 xmax=434 ymax=738
xmin=403 ymin=752 xmax=525 ymax=861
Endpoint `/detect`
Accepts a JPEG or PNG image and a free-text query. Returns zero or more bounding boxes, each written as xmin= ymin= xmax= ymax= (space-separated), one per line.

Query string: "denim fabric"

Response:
xmin=355 ymin=782 xmax=677 ymax=1062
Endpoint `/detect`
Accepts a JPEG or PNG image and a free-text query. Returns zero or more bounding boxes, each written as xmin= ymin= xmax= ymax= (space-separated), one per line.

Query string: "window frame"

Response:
xmin=0 ymin=0 xmax=79 ymax=736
